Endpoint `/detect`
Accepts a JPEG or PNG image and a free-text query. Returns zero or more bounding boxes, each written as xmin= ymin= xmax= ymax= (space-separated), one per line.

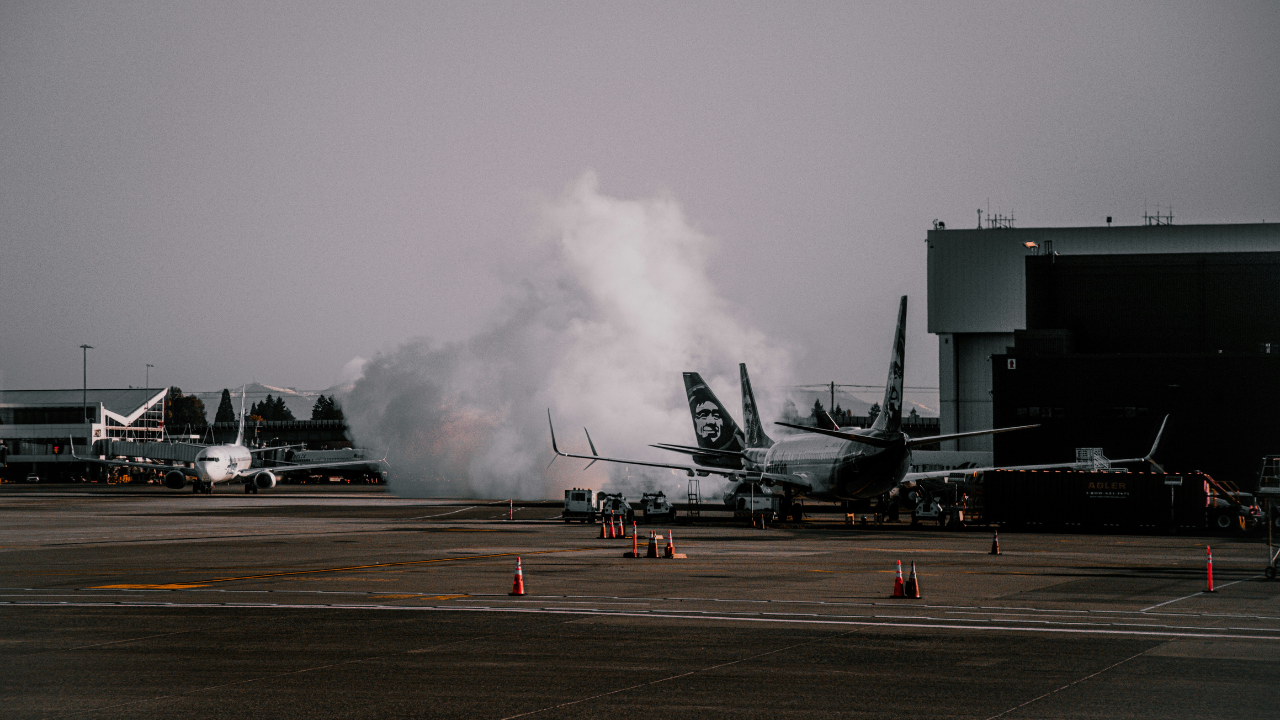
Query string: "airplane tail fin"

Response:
xmin=739 ymin=364 xmax=774 ymax=449
xmin=234 ymin=385 xmax=247 ymax=446
xmin=683 ymin=372 xmax=746 ymax=454
xmin=871 ymin=296 xmax=907 ymax=435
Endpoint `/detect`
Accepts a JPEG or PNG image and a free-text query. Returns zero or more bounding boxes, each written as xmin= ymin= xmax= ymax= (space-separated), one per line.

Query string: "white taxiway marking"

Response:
xmin=3 ymin=600 xmax=1278 ymax=640
xmin=1140 ymin=576 xmax=1257 ymax=611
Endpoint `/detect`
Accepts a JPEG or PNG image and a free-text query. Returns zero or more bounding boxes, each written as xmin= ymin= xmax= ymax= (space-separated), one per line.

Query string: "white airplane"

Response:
xmin=72 ymin=387 xmax=384 ymax=494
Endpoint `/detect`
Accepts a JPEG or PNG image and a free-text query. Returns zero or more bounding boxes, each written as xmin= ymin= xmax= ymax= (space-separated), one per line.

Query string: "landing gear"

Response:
xmin=193 ymin=482 xmax=212 ymax=494
xmin=244 ymin=483 xmax=258 ymax=494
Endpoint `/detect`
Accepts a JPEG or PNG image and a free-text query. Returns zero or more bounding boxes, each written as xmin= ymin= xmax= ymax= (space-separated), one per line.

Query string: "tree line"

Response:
xmin=165 ymin=387 xmax=345 ymax=430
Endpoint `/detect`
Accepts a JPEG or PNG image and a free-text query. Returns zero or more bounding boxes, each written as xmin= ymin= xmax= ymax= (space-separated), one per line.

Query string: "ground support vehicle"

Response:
xmin=640 ymin=491 xmax=676 ymax=523
xmin=597 ymin=492 xmax=635 ymax=524
xmin=726 ymin=483 xmax=780 ymax=524
xmin=563 ymin=487 xmax=597 ymax=523
xmin=905 ymin=475 xmax=975 ymax=529
xmin=1202 ymin=471 xmax=1263 ymax=531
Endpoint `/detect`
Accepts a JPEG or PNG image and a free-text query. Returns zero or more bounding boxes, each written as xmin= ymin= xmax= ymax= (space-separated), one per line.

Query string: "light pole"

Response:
xmin=145 ymin=364 xmax=153 ymax=392
xmin=80 ymin=344 xmax=93 ymax=424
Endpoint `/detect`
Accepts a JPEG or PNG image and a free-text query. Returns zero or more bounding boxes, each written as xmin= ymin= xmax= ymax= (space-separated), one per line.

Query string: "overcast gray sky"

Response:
xmin=3 ymin=1 xmax=1278 ymax=398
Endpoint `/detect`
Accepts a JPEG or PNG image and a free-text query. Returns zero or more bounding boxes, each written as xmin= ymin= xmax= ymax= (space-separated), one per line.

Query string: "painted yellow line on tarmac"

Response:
xmin=90 ymin=548 xmax=591 ymax=590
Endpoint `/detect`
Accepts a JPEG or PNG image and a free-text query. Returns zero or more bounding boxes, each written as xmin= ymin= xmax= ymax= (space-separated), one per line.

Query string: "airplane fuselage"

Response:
xmin=758 ymin=433 xmax=911 ymax=501
xmin=193 ymin=444 xmax=253 ymax=485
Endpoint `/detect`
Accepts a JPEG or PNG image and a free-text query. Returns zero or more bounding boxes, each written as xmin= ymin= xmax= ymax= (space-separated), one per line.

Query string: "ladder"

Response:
xmin=687 ymin=477 xmax=701 ymax=518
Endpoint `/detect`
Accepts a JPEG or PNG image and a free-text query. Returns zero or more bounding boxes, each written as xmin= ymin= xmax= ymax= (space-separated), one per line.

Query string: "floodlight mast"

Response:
xmin=80 ymin=344 xmax=93 ymax=425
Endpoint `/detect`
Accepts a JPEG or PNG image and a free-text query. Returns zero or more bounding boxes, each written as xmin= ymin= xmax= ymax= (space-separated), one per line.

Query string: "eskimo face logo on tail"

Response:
xmin=692 ymin=392 xmax=725 ymax=445
xmin=683 ymin=372 xmax=744 ymax=452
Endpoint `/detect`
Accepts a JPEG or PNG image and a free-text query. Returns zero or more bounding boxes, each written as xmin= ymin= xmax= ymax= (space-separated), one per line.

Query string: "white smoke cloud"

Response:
xmin=341 ymin=172 xmax=791 ymax=499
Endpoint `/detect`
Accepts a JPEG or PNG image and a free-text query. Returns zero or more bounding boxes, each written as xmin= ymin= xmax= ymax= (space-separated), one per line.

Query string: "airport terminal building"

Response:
xmin=927 ymin=221 xmax=1280 ymax=486
xmin=0 ymin=389 xmax=165 ymax=481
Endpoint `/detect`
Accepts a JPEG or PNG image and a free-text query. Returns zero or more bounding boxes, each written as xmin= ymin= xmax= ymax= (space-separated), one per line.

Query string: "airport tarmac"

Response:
xmin=2 ymin=487 xmax=1278 ymax=719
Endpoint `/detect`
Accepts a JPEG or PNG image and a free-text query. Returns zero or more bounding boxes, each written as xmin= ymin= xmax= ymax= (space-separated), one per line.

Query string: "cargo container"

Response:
xmin=984 ymin=470 xmax=1211 ymax=533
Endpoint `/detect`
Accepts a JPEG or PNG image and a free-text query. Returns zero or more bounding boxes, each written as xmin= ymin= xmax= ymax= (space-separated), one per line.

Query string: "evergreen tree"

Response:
xmin=165 ymin=387 xmax=208 ymax=431
xmin=811 ymin=398 xmax=825 ymax=422
xmin=311 ymin=395 xmax=344 ymax=421
xmin=214 ymin=389 xmax=236 ymax=424
xmin=868 ymin=402 xmax=881 ymax=424
xmin=274 ymin=396 xmax=295 ymax=421
xmin=312 ymin=395 xmax=331 ymax=420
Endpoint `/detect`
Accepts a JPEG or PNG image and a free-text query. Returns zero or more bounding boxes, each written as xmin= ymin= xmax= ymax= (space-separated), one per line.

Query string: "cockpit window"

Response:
xmin=202 ymin=457 xmax=220 ymax=463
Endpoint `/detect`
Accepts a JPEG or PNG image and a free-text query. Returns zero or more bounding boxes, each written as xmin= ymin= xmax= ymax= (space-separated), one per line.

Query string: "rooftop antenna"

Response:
xmin=977 ymin=208 xmax=982 ymax=229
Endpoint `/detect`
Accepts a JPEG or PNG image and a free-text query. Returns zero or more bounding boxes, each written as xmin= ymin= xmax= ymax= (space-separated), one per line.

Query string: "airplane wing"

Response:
xmin=67 ymin=438 xmax=200 ymax=477
xmin=236 ymin=457 xmax=387 ymax=478
xmin=908 ymin=424 xmax=1040 ymax=448
xmin=247 ymin=444 xmax=307 ymax=454
xmin=548 ymin=411 xmax=751 ymax=480
xmin=774 ymin=422 xmax=897 ymax=448
xmin=649 ymin=443 xmax=748 ymax=459
xmin=903 ymin=415 xmax=1169 ymax=482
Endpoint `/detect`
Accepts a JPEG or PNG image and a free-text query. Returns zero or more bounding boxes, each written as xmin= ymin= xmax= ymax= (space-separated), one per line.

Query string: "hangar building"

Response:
xmin=927 ymin=221 xmax=1280 ymax=486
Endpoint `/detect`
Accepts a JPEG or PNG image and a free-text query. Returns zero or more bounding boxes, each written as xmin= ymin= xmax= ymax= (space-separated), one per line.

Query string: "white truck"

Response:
xmin=597 ymin=492 xmax=635 ymax=524
xmin=640 ymin=491 xmax=676 ymax=523
xmin=727 ymin=483 xmax=780 ymax=522
xmin=563 ymin=487 xmax=597 ymax=523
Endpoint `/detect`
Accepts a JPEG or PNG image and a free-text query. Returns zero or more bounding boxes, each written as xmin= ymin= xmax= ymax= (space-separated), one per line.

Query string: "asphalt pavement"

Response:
xmin=2 ymin=486 xmax=1277 ymax=719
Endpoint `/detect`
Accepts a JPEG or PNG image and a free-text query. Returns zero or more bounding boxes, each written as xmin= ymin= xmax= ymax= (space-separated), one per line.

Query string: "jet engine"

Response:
xmin=164 ymin=470 xmax=188 ymax=490
xmin=253 ymin=471 xmax=277 ymax=490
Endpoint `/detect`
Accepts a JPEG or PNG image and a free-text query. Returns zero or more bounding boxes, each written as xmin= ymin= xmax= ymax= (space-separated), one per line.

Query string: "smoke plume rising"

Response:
xmin=342 ymin=173 xmax=791 ymax=499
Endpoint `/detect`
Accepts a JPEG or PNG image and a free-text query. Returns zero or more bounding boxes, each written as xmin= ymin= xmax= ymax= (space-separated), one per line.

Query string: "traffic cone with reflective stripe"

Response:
xmin=509 ymin=557 xmax=525 ymax=596
xmin=625 ymin=526 xmax=639 ymax=557
xmin=646 ymin=531 xmax=658 ymax=558
xmin=990 ymin=529 xmax=1001 ymax=556
xmin=904 ymin=561 xmax=921 ymax=599
xmin=1207 ymin=546 xmax=1215 ymax=592
xmin=664 ymin=529 xmax=675 ymax=558
xmin=892 ymin=560 xmax=905 ymax=598
xmin=599 ymin=518 xmax=608 ymax=538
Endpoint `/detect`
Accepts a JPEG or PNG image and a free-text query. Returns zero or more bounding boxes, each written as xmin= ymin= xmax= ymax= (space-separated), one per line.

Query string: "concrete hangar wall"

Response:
xmin=926 ymin=223 xmax=1280 ymax=485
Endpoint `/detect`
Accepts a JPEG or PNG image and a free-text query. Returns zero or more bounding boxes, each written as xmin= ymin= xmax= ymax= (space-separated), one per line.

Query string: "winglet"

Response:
xmin=1144 ymin=414 xmax=1169 ymax=473
xmin=583 ymin=428 xmax=599 ymax=470
xmin=546 ymin=409 xmax=564 ymax=469
xmin=547 ymin=410 xmax=562 ymax=454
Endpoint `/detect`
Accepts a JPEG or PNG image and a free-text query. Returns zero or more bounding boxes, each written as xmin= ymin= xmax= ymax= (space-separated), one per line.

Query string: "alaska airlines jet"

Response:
xmin=72 ymin=388 xmax=383 ymax=494
xmin=548 ymin=296 xmax=1165 ymax=510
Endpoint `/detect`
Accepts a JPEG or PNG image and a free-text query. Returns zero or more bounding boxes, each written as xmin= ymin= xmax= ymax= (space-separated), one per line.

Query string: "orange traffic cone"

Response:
xmin=990 ymin=529 xmax=1001 ymax=556
xmin=1207 ymin=546 xmax=1215 ymax=592
xmin=630 ymin=520 xmax=635 ymax=540
xmin=599 ymin=519 xmax=608 ymax=539
xmin=892 ymin=560 xmax=905 ymax=598
xmin=904 ymin=561 xmax=921 ymax=599
xmin=665 ymin=528 xmax=687 ymax=559
xmin=625 ymin=526 xmax=639 ymax=557
xmin=646 ymin=531 xmax=658 ymax=558
xmin=509 ymin=557 xmax=525 ymax=596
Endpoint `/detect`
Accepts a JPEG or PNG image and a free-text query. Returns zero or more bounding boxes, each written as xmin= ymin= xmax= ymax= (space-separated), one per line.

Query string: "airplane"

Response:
xmin=548 ymin=296 xmax=1167 ymax=518
xmin=71 ymin=387 xmax=385 ymax=494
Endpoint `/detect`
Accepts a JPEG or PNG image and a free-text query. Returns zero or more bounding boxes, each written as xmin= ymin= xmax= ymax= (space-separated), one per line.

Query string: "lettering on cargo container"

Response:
xmin=1086 ymin=480 xmax=1128 ymax=499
